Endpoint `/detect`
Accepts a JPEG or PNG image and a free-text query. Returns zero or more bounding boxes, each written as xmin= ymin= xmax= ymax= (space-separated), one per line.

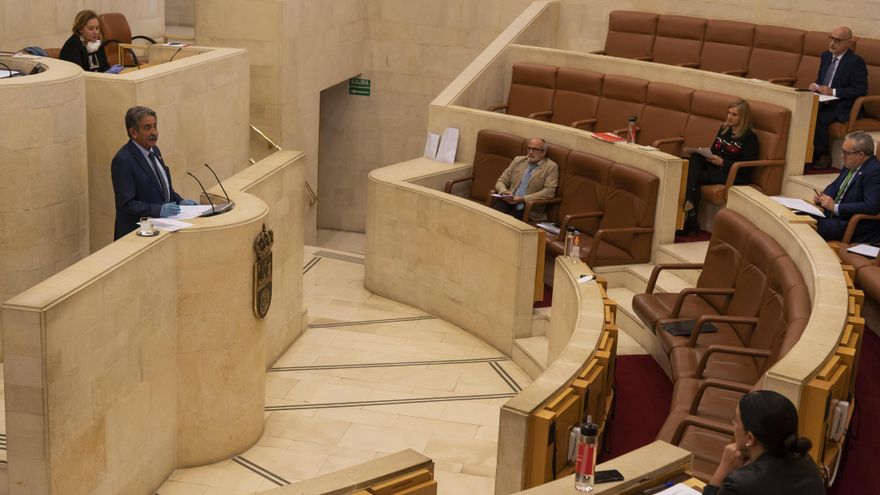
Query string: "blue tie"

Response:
xmin=515 ymin=163 xmax=537 ymax=211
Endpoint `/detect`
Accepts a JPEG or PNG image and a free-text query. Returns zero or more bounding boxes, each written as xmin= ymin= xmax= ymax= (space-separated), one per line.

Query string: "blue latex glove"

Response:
xmin=159 ymin=202 xmax=180 ymax=217
xmin=105 ymin=64 xmax=123 ymax=74
xmin=180 ymin=199 xmax=199 ymax=206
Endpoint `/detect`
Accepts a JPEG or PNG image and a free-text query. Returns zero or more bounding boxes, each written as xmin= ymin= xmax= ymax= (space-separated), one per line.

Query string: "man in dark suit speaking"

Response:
xmin=111 ymin=106 xmax=197 ymax=239
xmin=809 ymin=26 xmax=868 ymax=168
xmin=813 ymin=131 xmax=880 ymax=243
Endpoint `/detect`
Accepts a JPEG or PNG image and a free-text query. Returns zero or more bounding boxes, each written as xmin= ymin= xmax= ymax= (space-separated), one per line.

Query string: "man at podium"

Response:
xmin=111 ymin=106 xmax=198 ymax=239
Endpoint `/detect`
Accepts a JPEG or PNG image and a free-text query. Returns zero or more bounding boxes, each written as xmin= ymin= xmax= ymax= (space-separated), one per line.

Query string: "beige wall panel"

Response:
xmin=85 ymin=47 xmax=250 ymax=251
xmin=0 ymin=57 xmax=89 ymax=359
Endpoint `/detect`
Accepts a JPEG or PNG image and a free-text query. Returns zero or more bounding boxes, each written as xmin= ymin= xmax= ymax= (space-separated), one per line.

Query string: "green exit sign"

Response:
xmin=349 ymin=77 xmax=371 ymax=96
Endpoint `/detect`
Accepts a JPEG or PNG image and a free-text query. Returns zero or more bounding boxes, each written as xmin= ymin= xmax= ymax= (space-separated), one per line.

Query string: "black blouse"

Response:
xmin=59 ymin=34 xmax=110 ymax=72
xmin=703 ymin=453 xmax=826 ymax=495
xmin=710 ymin=125 xmax=760 ymax=176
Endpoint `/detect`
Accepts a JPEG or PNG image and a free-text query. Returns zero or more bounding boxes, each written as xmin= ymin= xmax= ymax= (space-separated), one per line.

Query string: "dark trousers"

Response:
xmin=814 ymin=103 xmax=842 ymax=158
xmin=490 ymin=198 xmax=524 ymax=220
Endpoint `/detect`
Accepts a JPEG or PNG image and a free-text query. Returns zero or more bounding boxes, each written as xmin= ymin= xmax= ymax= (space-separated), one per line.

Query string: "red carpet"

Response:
xmin=828 ymin=328 xmax=880 ymax=495
xmin=598 ymin=354 xmax=673 ymax=462
xmin=674 ymin=230 xmax=712 ymax=243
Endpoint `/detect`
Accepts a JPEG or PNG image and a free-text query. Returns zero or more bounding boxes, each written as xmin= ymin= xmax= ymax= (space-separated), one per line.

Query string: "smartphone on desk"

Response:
xmin=595 ymin=469 xmax=625 ymax=483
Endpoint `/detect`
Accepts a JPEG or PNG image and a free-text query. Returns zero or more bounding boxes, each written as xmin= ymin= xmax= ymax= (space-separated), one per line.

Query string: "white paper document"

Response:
xmin=151 ymin=218 xmax=193 ymax=232
xmin=436 ymin=128 xmax=459 ymax=164
xmin=818 ymin=94 xmax=839 ymax=102
xmin=536 ymin=222 xmax=561 ymax=236
xmin=691 ymin=147 xmax=715 ymax=159
xmin=770 ymin=196 xmax=824 ymax=216
xmin=654 ymin=483 xmax=701 ymax=495
xmin=846 ymin=244 xmax=880 ymax=258
xmin=166 ymin=205 xmax=215 ymax=220
xmin=0 ymin=70 xmax=21 ymax=78
xmin=423 ymin=132 xmax=440 ymax=159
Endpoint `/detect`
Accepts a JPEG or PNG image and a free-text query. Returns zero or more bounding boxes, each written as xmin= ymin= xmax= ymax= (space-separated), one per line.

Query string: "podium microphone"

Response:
xmin=186 ymin=172 xmax=216 ymax=215
xmin=202 ymin=163 xmax=235 ymax=214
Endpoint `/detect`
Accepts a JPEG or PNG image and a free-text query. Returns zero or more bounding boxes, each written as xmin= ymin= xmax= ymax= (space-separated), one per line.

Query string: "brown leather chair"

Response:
xmin=490 ymin=63 xmax=557 ymax=120
xmin=744 ymin=25 xmax=805 ymax=85
xmin=594 ymin=11 xmax=658 ymax=61
xmin=828 ymin=37 xmax=880 ymax=139
xmin=634 ymin=82 xmax=694 ymax=156
xmin=444 ymin=130 xmax=525 ymax=203
xmin=550 ymin=68 xmax=604 ymax=130
xmin=541 ymin=151 xmax=613 ymax=242
xmin=45 ymin=48 xmax=62 ymax=58
xmin=650 ymin=15 xmax=706 ymax=68
xmin=593 ymin=75 xmax=648 ymax=133
xmin=99 ymin=12 xmax=156 ymax=67
xmin=700 ymin=100 xmax=791 ymax=205
xmin=698 ymin=20 xmax=755 ymax=75
xmin=795 ymin=31 xmax=829 ymax=90
xmin=548 ymin=163 xmax=658 ymax=267
xmin=674 ymin=90 xmax=732 ymax=152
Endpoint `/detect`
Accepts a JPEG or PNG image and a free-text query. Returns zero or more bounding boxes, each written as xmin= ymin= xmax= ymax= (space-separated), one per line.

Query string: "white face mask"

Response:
xmin=86 ymin=41 xmax=101 ymax=54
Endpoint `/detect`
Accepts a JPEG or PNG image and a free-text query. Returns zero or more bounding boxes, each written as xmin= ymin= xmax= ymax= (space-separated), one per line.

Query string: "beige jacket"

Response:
xmin=495 ymin=156 xmax=559 ymax=221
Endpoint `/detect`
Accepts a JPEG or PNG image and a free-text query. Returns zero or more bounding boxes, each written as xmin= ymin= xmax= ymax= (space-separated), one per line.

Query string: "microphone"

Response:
xmin=187 ymin=172 xmax=216 ymax=215
xmin=169 ymin=47 xmax=183 ymax=62
xmin=203 ymin=163 xmax=235 ymax=214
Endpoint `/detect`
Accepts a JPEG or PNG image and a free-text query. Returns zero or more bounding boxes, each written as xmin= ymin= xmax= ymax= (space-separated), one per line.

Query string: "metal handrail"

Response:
xmin=249 ymin=124 xmax=318 ymax=206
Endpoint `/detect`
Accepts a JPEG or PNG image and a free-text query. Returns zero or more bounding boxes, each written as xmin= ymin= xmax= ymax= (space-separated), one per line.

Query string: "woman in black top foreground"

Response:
xmin=680 ymin=99 xmax=759 ymax=235
xmin=59 ymin=10 xmax=121 ymax=73
xmin=704 ymin=390 xmax=826 ymax=495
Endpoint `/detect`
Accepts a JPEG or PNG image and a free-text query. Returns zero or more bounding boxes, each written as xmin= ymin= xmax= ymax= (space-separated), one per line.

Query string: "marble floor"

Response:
xmin=156 ymin=236 xmax=532 ymax=494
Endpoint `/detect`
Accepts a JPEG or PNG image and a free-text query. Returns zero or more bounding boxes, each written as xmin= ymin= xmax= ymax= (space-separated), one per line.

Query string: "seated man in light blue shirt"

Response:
xmin=490 ymin=137 xmax=559 ymax=222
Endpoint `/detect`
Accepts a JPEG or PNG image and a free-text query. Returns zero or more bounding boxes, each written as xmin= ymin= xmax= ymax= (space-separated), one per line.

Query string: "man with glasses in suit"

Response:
xmin=809 ymin=26 xmax=868 ymax=169
xmin=813 ymin=131 xmax=880 ymax=242
xmin=490 ymin=137 xmax=559 ymax=222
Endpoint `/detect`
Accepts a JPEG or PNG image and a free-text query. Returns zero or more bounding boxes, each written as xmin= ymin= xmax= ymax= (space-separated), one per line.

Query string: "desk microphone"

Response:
xmin=204 ymin=163 xmax=232 ymax=206
xmin=186 ymin=171 xmax=216 ymax=215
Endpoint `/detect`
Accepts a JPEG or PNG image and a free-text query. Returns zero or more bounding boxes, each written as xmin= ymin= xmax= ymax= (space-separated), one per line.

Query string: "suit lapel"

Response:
xmin=128 ymin=141 xmax=165 ymax=196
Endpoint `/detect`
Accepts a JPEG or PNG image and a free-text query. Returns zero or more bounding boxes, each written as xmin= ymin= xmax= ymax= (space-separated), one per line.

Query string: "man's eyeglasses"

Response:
xmin=842 ymin=149 xmax=862 ymax=156
xmin=829 ymin=36 xmax=851 ymax=44
xmin=527 ymin=147 xmax=545 ymax=152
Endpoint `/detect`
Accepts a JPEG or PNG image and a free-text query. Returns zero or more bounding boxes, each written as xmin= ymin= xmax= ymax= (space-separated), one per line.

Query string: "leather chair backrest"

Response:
xmin=854 ymin=38 xmax=880 ymax=118
xmin=471 ymin=130 xmax=526 ymax=202
xmin=682 ymin=90 xmax=732 ymax=149
xmin=100 ymin=12 xmax=134 ymax=66
xmin=795 ymin=31 xmax=829 ymax=90
xmin=753 ymin=255 xmax=811 ymax=372
xmin=696 ymin=208 xmax=752 ymax=313
xmin=555 ymin=151 xmax=613 ymax=234
xmin=544 ymin=142 xmax=571 ymax=190
xmin=45 ymin=48 xmax=62 ymax=59
xmin=652 ymin=15 xmax=706 ymax=66
xmin=747 ymin=25 xmax=805 ymax=81
xmin=699 ymin=20 xmax=755 ymax=74
xmin=598 ymin=163 xmax=658 ymax=262
xmin=639 ymin=82 xmax=694 ymax=153
xmin=724 ymin=229 xmax=786 ymax=343
xmin=506 ymin=63 xmax=558 ymax=118
xmin=604 ymin=11 xmax=658 ymax=60
xmin=551 ymin=68 xmax=604 ymax=128
xmin=595 ymin=75 xmax=648 ymax=133
xmin=748 ymin=100 xmax=791 ymax=195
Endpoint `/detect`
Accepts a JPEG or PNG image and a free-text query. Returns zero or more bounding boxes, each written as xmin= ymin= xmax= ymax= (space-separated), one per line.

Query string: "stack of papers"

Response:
xmin=846 ymin=244 xmax=880 ymax=258
xmin=769 ymin=196 xmax=824 ymax=216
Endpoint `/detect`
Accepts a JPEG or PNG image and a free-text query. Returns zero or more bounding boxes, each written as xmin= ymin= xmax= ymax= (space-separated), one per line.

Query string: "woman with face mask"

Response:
xmin=59 ymin=10 xmax=122 ymax=73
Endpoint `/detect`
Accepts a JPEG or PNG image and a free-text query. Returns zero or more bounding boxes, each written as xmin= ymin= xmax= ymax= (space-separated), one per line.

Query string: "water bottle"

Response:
xmin=574 ymin=416 xmax=598 ymax=492
xmin=569 ymin=230 xmax=581 ymax=259
xmin=626 ymin=116 xmax=637 ymax=144
xmin=565 ymin=227 xmax=575 ymax=258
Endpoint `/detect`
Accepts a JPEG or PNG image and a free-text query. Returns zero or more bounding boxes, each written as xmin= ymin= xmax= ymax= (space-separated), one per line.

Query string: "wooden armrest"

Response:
xmin=586 ymin=227 xmax=653 ymax=265
xmin=722 ymin=69 xmax=748 ymax=77
xmin=671 ymin=415 xmax=733 ymax=445
xmin=767 ymin=75 xmax=796 ymax=85
xmin=847 ymin=95 xmax=880 ymax=132
xmin=652 ymin=136 xmax=685 ymax=155
xmin=695 ymin=345 xmax=771 ymax=379
xmin=521 ymin=197 xmax=563 ymax=222
xmin=724 ymin=159 xmax=785 ymax=193
xmin=689 ymin=378 xmax=753 ymax=415
xmin=686 ymin=315 xmax=759 ymax=347
xmin=842 ymin=213 xmax=880 ymax=243
xmin=644 ymin=263 xmax=704 ymax=294
xmin=489 ymin=104 xmax=507 ymax=113
xmin=444 ymin=175 xmax=474 ymax=194
xmin=668 ymin=288 xmax=736 ymax=317
xmin=572 ymin=118 xmax=597 ymax=130
xmin=485 ymin=189 xmax=498 ymax=206
xmin=529 ymin=110 xmax=553 ymax=121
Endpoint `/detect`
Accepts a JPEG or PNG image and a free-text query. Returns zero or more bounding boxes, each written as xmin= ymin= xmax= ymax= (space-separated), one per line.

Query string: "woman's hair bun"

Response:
xmin=784 ymin=433 xmax=812 ymax=456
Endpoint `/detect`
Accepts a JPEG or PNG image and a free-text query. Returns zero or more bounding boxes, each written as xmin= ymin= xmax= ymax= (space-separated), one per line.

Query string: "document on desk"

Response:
xmin=151 ymin=218 xmax=193 ymax=232
xmin=818 ymin=94 xmax=839 ymax=102
xmin=846 ymin=244 xmax=880 ymax=258
xmin=167 ymin=205 xmax=215 ymax=220
xmin=654 ymin=483 xmax=701 ymax=495
xmin=769 ymin=196 xmax=824 ymax=216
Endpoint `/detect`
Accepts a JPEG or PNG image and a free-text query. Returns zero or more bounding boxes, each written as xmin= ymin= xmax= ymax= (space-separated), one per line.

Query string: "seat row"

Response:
xmin=631 ymin=208 xmax=812 ymax=480
xmin=444 ymin=130 xmax=658 ymax=268
xmin=492 ymin=63 xmax=790 ymax=205
xmin=597 ymin=10 xmax=880 ymax=137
